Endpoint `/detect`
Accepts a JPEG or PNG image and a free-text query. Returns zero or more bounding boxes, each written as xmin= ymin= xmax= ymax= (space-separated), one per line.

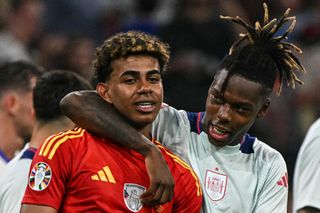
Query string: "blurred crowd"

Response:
xmin=1 ymin=0 xmax=320 ymax=211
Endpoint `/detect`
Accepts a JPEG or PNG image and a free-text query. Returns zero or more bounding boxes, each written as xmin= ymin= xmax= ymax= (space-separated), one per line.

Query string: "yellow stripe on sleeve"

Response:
xmin=47 ymin=129 xmax=85 ymax=159
xmin=40 ymin=128 xmax=82 ymax=156
xmin=156 ymin=142 xmax=203 ymax=196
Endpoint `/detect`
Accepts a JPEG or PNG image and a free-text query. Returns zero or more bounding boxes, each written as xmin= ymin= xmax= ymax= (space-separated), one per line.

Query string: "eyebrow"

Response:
xmin=120 ymin=69 xmax=161 ymax=77
xmin=211 ymin=87 xmax=254 ymax=108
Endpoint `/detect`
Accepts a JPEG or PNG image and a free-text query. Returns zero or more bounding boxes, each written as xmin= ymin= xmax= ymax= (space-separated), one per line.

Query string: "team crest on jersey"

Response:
xmin=29 ymin=162 xmax=52 ymax=191
xmin=205 ymin=169 xmax=228 ymax=201
xmin=123 ymin=183 xmax=146 ymax=212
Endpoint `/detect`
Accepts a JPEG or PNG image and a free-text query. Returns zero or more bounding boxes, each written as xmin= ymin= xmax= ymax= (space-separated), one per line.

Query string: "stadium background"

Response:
xmin=1 ymin=0 xmax=320 ymax=212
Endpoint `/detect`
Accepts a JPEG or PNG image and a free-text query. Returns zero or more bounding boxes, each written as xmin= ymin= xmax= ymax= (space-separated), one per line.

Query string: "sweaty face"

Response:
xmin=97 ymin=55 xmax=163 ymax=131
xmin=203 ymin=69 xmax=270 ymax=147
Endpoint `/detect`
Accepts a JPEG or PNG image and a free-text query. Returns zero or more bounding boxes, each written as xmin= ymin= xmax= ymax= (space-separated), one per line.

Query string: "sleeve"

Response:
xmin=0 ymin=161 xmax=32 ymax=213
xmin=152 ymin=105 xmax=192 ymax=162
xmin=21 ymin=134 xmax=74 ymax=210
xmin=293 ymin=135 xmax=320 ymax=211
xmin=171 ymin=158 xmax=203 ymax=213
xmin=253 ymin=153 xmax=288 ymax=213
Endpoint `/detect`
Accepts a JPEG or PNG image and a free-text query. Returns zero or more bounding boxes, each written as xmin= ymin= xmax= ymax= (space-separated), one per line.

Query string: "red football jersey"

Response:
xmin=22 ymin=127 xmax=202 ymax=212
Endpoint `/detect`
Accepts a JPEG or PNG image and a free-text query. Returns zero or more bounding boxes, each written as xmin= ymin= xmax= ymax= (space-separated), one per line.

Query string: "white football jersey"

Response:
xmin=0 ymin=143 xmax=36 ymax=213
xmin=293 ymin=118 xmax=320 ymax=212
xmin=152 ymin=105 xmax=288 ymax=213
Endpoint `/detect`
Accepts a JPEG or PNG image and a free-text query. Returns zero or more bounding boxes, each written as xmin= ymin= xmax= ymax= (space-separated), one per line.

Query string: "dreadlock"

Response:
xmin=219 ymin=2 xmax=305 ymax=95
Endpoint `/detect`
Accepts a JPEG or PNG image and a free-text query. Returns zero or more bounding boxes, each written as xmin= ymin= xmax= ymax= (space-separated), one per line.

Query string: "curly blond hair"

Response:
xmin=94 ymin=31 xmax=170 ymax=82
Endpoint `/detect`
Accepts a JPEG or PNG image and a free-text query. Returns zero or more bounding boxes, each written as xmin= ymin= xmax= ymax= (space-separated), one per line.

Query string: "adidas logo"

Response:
xmin=91 ymin=166 xmax=116 ymax=183
xmin=277 ymin=173 xmax=288 ymax=188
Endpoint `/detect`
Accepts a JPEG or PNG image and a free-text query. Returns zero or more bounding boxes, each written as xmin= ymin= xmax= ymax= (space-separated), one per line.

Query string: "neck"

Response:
xmin=138 ymin=125 xmax=152 ymax=141
xmin=29 ymin=117 xmax=75 ymax=149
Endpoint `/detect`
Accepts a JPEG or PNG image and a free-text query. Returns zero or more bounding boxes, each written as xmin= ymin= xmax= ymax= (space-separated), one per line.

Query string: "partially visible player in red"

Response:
xmin=21 ymin=31 xmax=202 ymax=213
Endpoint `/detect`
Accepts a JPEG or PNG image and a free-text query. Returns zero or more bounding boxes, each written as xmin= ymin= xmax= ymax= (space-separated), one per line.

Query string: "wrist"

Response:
xmin=140 ymin=135 xmax=161 ymax=157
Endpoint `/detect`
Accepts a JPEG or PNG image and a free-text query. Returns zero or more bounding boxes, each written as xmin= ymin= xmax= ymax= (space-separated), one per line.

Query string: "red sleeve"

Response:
xmin=22 ymin=128 xmax=83 ymax=209
xmin=157 ymin=143 xmax=202 ymax=212
xmin=172 ymin=159 xmax=202 ymax=212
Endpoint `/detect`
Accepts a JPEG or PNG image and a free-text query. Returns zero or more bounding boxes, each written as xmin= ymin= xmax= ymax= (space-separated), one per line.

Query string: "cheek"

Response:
xmin=205 ymin=101 xmax=218 ymax=118
xmin=234 ymin=116 xmax=256 ymax=134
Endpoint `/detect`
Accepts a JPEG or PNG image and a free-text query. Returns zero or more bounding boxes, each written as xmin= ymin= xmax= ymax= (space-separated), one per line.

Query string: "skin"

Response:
xmin=22 ymin=55 xmax=172 ymax=212
xmin=60 ymin=68 xmax=273 ymax=207
xmin=97 ymin=56 xmax=163 ymax=135
xmin=298 ymin=207 xmax=320 ymax=213
xmin=0 ymin=77 xmax=37 ymax=159
xmin=203 ymin=69 xmax=270 ymax=147
xmin=13 ymin=76 xmax=38 ymax=141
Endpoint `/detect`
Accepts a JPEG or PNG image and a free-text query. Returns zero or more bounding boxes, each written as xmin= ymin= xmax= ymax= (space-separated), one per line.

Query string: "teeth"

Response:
xmin=214 ymin=127 xmax=226 ymax=135
xmin=137 ymin=102 xmax=152 ymax=106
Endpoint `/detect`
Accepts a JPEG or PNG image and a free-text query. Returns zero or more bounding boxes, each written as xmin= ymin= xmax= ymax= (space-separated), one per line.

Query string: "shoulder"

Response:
xmin=299 ymin=118 xmax=320 ymax=151
xmin=253 ymin=138 xmax=286 ymax=167
xmin=36 ymin=127 xmax=88 ymax=161
xmin=157 ymin=104 xmax=189 ymax=125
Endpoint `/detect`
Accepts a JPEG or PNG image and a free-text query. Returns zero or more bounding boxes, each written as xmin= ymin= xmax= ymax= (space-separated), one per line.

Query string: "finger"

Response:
xmin=141 ymin=182 xmax=159 ymax=199
xmin=158 ymin=187 xmax=170 ymax=204
xmin=142 ymin=185 xmax=164 ymax=205
xmin=168 ymin=188 xmax=173 ymax=202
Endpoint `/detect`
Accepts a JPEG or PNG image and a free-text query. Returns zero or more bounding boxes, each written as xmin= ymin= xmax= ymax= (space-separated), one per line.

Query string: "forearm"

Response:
xmin=60 ymin=90 xmax=157 ymax=156
xmin=298 ymin=207 xmax=320 ymax=213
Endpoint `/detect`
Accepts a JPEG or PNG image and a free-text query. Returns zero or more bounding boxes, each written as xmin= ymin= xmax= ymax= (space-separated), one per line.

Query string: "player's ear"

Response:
xmin=2 ymin=93 xmax=19 ymax=116
xmin=96 ymin=82 xmax=113 ymax=104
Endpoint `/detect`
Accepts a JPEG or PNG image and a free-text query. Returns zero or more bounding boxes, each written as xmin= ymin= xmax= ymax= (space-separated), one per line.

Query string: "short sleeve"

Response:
xmin=253 ymin=153 xmax=288 ymax=212
xmin=152 ymin=105 xmax=191 ymax=163
xmin=22 ymin=133 xmax=74 ymax=210
xmin=293 ymin=134 xmax=320 ymax=212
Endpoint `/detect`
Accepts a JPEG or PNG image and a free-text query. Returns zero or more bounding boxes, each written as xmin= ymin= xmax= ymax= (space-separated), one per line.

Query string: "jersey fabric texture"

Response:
xmin=0 ymin=149 xmax=10 ymax=176
xmin=293 ymin=118 xmax=320 ymax=212
xmin=152 ymin=105 xmax=288 ymax=213
xmin=22 ymin=127 xmax=202 ymax=212
xmin=0 ymin=143 xmax=36 ymax=213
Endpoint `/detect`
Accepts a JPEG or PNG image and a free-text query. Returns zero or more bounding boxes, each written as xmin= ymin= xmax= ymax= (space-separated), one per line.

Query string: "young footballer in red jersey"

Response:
xmin=21 ymin=31 xmax=202 ymax=213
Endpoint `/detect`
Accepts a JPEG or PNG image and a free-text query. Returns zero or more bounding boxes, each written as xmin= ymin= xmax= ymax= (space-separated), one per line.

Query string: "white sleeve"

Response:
xmin=293 ymin=134 xmax=320 ymax=212
xmin=0 ymin=161 xmax=30 ymax=213
xmin=152 ymin=105 xmax=191 ymax=163
xmin=253 ymin=153 xmax=288 ymax=213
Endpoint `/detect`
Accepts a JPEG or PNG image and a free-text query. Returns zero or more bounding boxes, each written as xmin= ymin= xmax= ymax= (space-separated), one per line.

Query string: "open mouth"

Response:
xmin=134 ymin=101 xmax=156 ymax=113
xmin=208 ymin=124 xmax=231 ymax=143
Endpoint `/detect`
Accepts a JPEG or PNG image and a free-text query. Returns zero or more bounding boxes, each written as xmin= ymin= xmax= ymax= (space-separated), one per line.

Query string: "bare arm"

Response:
xmin=20 ymin=204 xmax=57 ymax=213
xmin=298 ymin=207 xmax=320 ymax=213
xmin=60 ymin=90 xmax=174 ymax=205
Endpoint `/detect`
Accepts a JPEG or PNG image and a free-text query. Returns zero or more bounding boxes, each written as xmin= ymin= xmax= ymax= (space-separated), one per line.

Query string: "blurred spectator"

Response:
xmin=0 ymin=70 xmax=91 ymax=213
xmin=35 ymin=33 xmax=67 ymax=70
xmin=122 ymin=0 xmax=161 ymax=35
xmin=158 ymin=0 xmax=237 ymax=111
xmin=35 ymin=34 xmax=95 ymax=84
xmin=0 ymin=0 xmax=44 ymax=63
xmin=61 ymin=36 xmax=95 ymax=80
xmin=0 ymin=61 xmax=43 ymax=174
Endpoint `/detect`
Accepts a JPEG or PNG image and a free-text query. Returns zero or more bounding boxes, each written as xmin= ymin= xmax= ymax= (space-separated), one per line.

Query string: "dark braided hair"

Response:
xmin=219 ymin=2 xmax=305 ymax=95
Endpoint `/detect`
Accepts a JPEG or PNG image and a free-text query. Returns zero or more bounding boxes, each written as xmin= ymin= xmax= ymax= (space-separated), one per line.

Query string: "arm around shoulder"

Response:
xmin=21 ymin=204 xmax=57 ymax=213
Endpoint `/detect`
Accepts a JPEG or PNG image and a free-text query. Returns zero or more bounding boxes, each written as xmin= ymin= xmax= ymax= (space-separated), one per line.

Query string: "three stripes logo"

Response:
xmin=91 ymin=166 xmax=116 ymax=183
xmin=277 ymin=173 xmax=288 ymax=188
